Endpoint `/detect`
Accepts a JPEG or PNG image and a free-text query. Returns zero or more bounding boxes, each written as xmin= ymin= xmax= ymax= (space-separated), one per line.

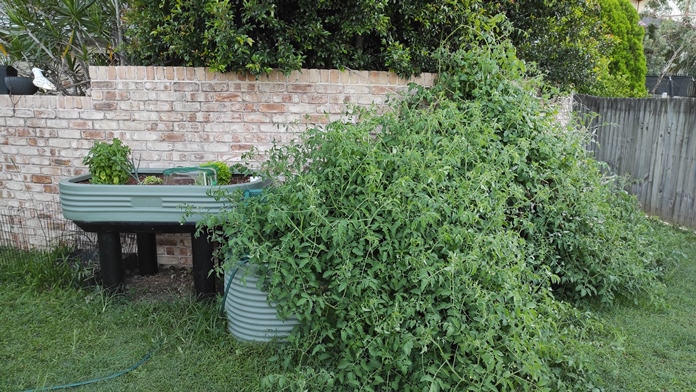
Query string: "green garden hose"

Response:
xmin=220 ymin=257 xmax=250 ymax=316
xmin=21 ymin=339 xmax=162 ymax=391
xmin=21 ymin=257 xmax=250 ymax=391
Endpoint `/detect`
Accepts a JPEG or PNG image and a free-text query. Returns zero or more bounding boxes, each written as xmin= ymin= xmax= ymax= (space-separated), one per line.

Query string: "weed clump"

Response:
xmin=203 ymin=31 xmax=666 ymax=391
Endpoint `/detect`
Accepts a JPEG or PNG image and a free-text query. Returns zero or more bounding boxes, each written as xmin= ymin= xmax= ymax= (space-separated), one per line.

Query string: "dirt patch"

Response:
xmin=67 ymin=248 xmax=206 ymax=302
xmin=124 ymin=267 xmax=196 ymax=302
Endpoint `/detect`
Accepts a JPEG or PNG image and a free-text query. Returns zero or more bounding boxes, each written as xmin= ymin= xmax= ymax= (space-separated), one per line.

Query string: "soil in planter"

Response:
xmin=81 ymin=173 xmax=254 ymax=185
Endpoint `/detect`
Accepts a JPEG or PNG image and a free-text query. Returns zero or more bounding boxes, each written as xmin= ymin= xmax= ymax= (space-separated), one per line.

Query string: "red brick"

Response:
xmin=230 ymin=82 xmax=257 ymax=92
xmin=31 ymin=175 xmax=52 ymax=184
xmin=16 ymin=128 xmax=33 ymax=137
xmin=116 ymin=81 xmax=144 ymax=90
xmin=52 ymin=158 xmax=72 ymax=166
xmin=42 ymin=185 xmax=58 ymax=194
xmin=301 ymin=95 xmax=329 ymax=104
xmin=104 ymin=91 xmax=130 ymax=101
xmin=200 ymin=103 xmax=230 ymax=112
xmin=315 ymin=84 xmax=342 ymax=94
xmin=273 ymin=94 xmax=299 ymax=103
xmin=94 ymin=102 xmax=117 ymax=111
xmin=229 ymin=103 xmax=255 ymax=111
xmin=258 ymin=103 xmax=286 ymax=112
xmin=230 ymin=144 xmax=254 ymax=151
xmin=214 ymin=93 xmax=242 ymax=102
xmin=90 ymin=81 xmax=116 ymax=89
xmin=148 ymin=122 xmax=174 ymax=132
xmin=82 ymin=131 xmax=105 ymax=139
xmin=160 ymin=133 xmax=185 ymax=142
xmin=201 ymin=82 xmax=229 ymax=92
xmin=69 ymin=120 xmax=92 ymax=129
xmin=257 ymin=83 xmax=286 ymax=93
xmin=244 ymin=113 xmax=270 ymax=123
xmin=372 ymin=86 xmax=397 ymax=95
xmin=188 ymin=93 xmax=214 ymax=101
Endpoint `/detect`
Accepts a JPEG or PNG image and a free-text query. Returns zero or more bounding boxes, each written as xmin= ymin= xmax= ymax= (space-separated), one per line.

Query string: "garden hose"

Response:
xmin=220 ymin=257 xmax=250 ymax=317
xmin=20 ymin=258 xmax=249 ymax=391
xmin=21 ymin=339 xmax=163 ymax=392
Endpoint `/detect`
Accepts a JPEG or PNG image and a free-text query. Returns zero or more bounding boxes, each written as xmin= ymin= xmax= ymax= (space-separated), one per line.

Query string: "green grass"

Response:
xmin=1 ymin=222 xmax=696 ymax=391
xmin=590 ymin=223 xmax=696 ymax=391
xmin=0 ymin=249 xmax=281 ymax=392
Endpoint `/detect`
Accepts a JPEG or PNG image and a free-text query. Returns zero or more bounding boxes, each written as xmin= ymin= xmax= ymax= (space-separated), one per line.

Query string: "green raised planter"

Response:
xmin=59 ymin=168 xmax=270 ymax=223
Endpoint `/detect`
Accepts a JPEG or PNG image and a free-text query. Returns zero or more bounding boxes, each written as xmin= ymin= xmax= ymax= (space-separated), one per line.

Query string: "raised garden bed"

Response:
xmin=59 ymin=168 xmax=270 ymax=299
xmin=60 ymin=168 xmax=269 ymax=223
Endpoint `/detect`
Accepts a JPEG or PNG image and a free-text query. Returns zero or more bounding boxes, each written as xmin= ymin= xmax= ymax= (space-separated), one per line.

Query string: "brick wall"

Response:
xmin=0 ymin=66 xmax=436 ymax=266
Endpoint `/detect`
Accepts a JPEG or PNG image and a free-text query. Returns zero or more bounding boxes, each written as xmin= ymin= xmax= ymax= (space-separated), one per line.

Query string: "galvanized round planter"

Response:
xmin=224 ymin=264 xmax=298 ymax=342
xmin=59 ymin=168 xmax=270 ymax=223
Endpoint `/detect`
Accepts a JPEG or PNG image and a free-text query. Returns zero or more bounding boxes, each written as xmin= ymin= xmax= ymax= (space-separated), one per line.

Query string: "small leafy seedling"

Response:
xmin=142 ymin=176 xmax=164 ymax=185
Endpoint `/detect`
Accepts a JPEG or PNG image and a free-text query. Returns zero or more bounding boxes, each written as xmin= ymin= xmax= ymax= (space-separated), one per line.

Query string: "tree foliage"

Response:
xmin=595 ymin=0 xmax=648 ymax=96
xmin=0 ymin=0 xmax=123 ymax=95
xmin=486 ymin=0 xmax=611 ymax=93
xmin=0 ymin=0 xmax=640 ymax=96
xmin=123 ymin=0 xmax=623 ymax=94
xmin=123 ymin=0 xmax=488 ymax=77
xmin=643 ymin=18 xmax=696 ymax=76
xmin=201 ymin=30 xmax=667 ymax=391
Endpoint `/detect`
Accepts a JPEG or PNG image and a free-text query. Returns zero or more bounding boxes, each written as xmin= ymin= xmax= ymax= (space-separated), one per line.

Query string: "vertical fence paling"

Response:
xmin=574 ymin=95 xmax=696 ymax=229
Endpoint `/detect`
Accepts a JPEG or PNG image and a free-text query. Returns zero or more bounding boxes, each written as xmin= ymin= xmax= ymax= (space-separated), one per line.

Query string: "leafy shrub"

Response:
xmin=592 ymin=0 xmax=647 ymax=97
xmin=123 ymin=0 xmax=487 ymax=76
xmin=0 ymin=0 xmax=122 ymax=95
xmin=200 ymin=161 xmax=231 ymax=185
xmin=202 ymin=32 xmax=664 ymax=390
xmin=123 ymin=0 xmax=615 ymax=93
xmin=83 ymin=138 xmax=134 ymax=185
xmin=489 ymin=0 xmax=609 ymax=94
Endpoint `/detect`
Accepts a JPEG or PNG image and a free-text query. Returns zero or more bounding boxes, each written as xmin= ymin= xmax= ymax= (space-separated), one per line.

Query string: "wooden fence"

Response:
xmin=573 ymin=94 xmax=696 ymax=229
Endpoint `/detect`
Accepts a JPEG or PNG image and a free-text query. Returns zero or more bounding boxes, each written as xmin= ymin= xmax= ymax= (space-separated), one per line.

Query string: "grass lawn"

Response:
xmin=0 ymin=248 xmax=280 ymax=392
xmin=1 ymin=221 xmax=695 ymax=391
xmin=589 ymin=224 xmax=696 ymax=391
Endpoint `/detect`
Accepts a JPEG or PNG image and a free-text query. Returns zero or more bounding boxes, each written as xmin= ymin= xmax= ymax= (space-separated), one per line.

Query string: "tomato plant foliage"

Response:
xmin=201 ymin=30 xmax=666 ymax=391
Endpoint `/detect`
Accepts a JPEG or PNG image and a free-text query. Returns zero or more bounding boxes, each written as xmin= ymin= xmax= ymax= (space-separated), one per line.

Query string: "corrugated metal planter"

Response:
xmin=224 ymin=264 xmax=298 ymax=342
xmin=59 ymin=168 xmax=270 ymax=222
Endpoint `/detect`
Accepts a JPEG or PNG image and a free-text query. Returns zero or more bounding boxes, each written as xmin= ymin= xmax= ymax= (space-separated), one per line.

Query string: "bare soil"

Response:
xmin=118 ymin=173 xmax=252 ymax=185
xmin=124 ymin=267 xmax=196 ymax=302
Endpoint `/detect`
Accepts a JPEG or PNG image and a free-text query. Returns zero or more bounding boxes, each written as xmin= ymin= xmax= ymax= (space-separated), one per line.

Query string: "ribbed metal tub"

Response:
xmin=59 ymin=168 xmax=270 ymax=222
xmin=224 ymin=265 xmax=298 ymax=342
